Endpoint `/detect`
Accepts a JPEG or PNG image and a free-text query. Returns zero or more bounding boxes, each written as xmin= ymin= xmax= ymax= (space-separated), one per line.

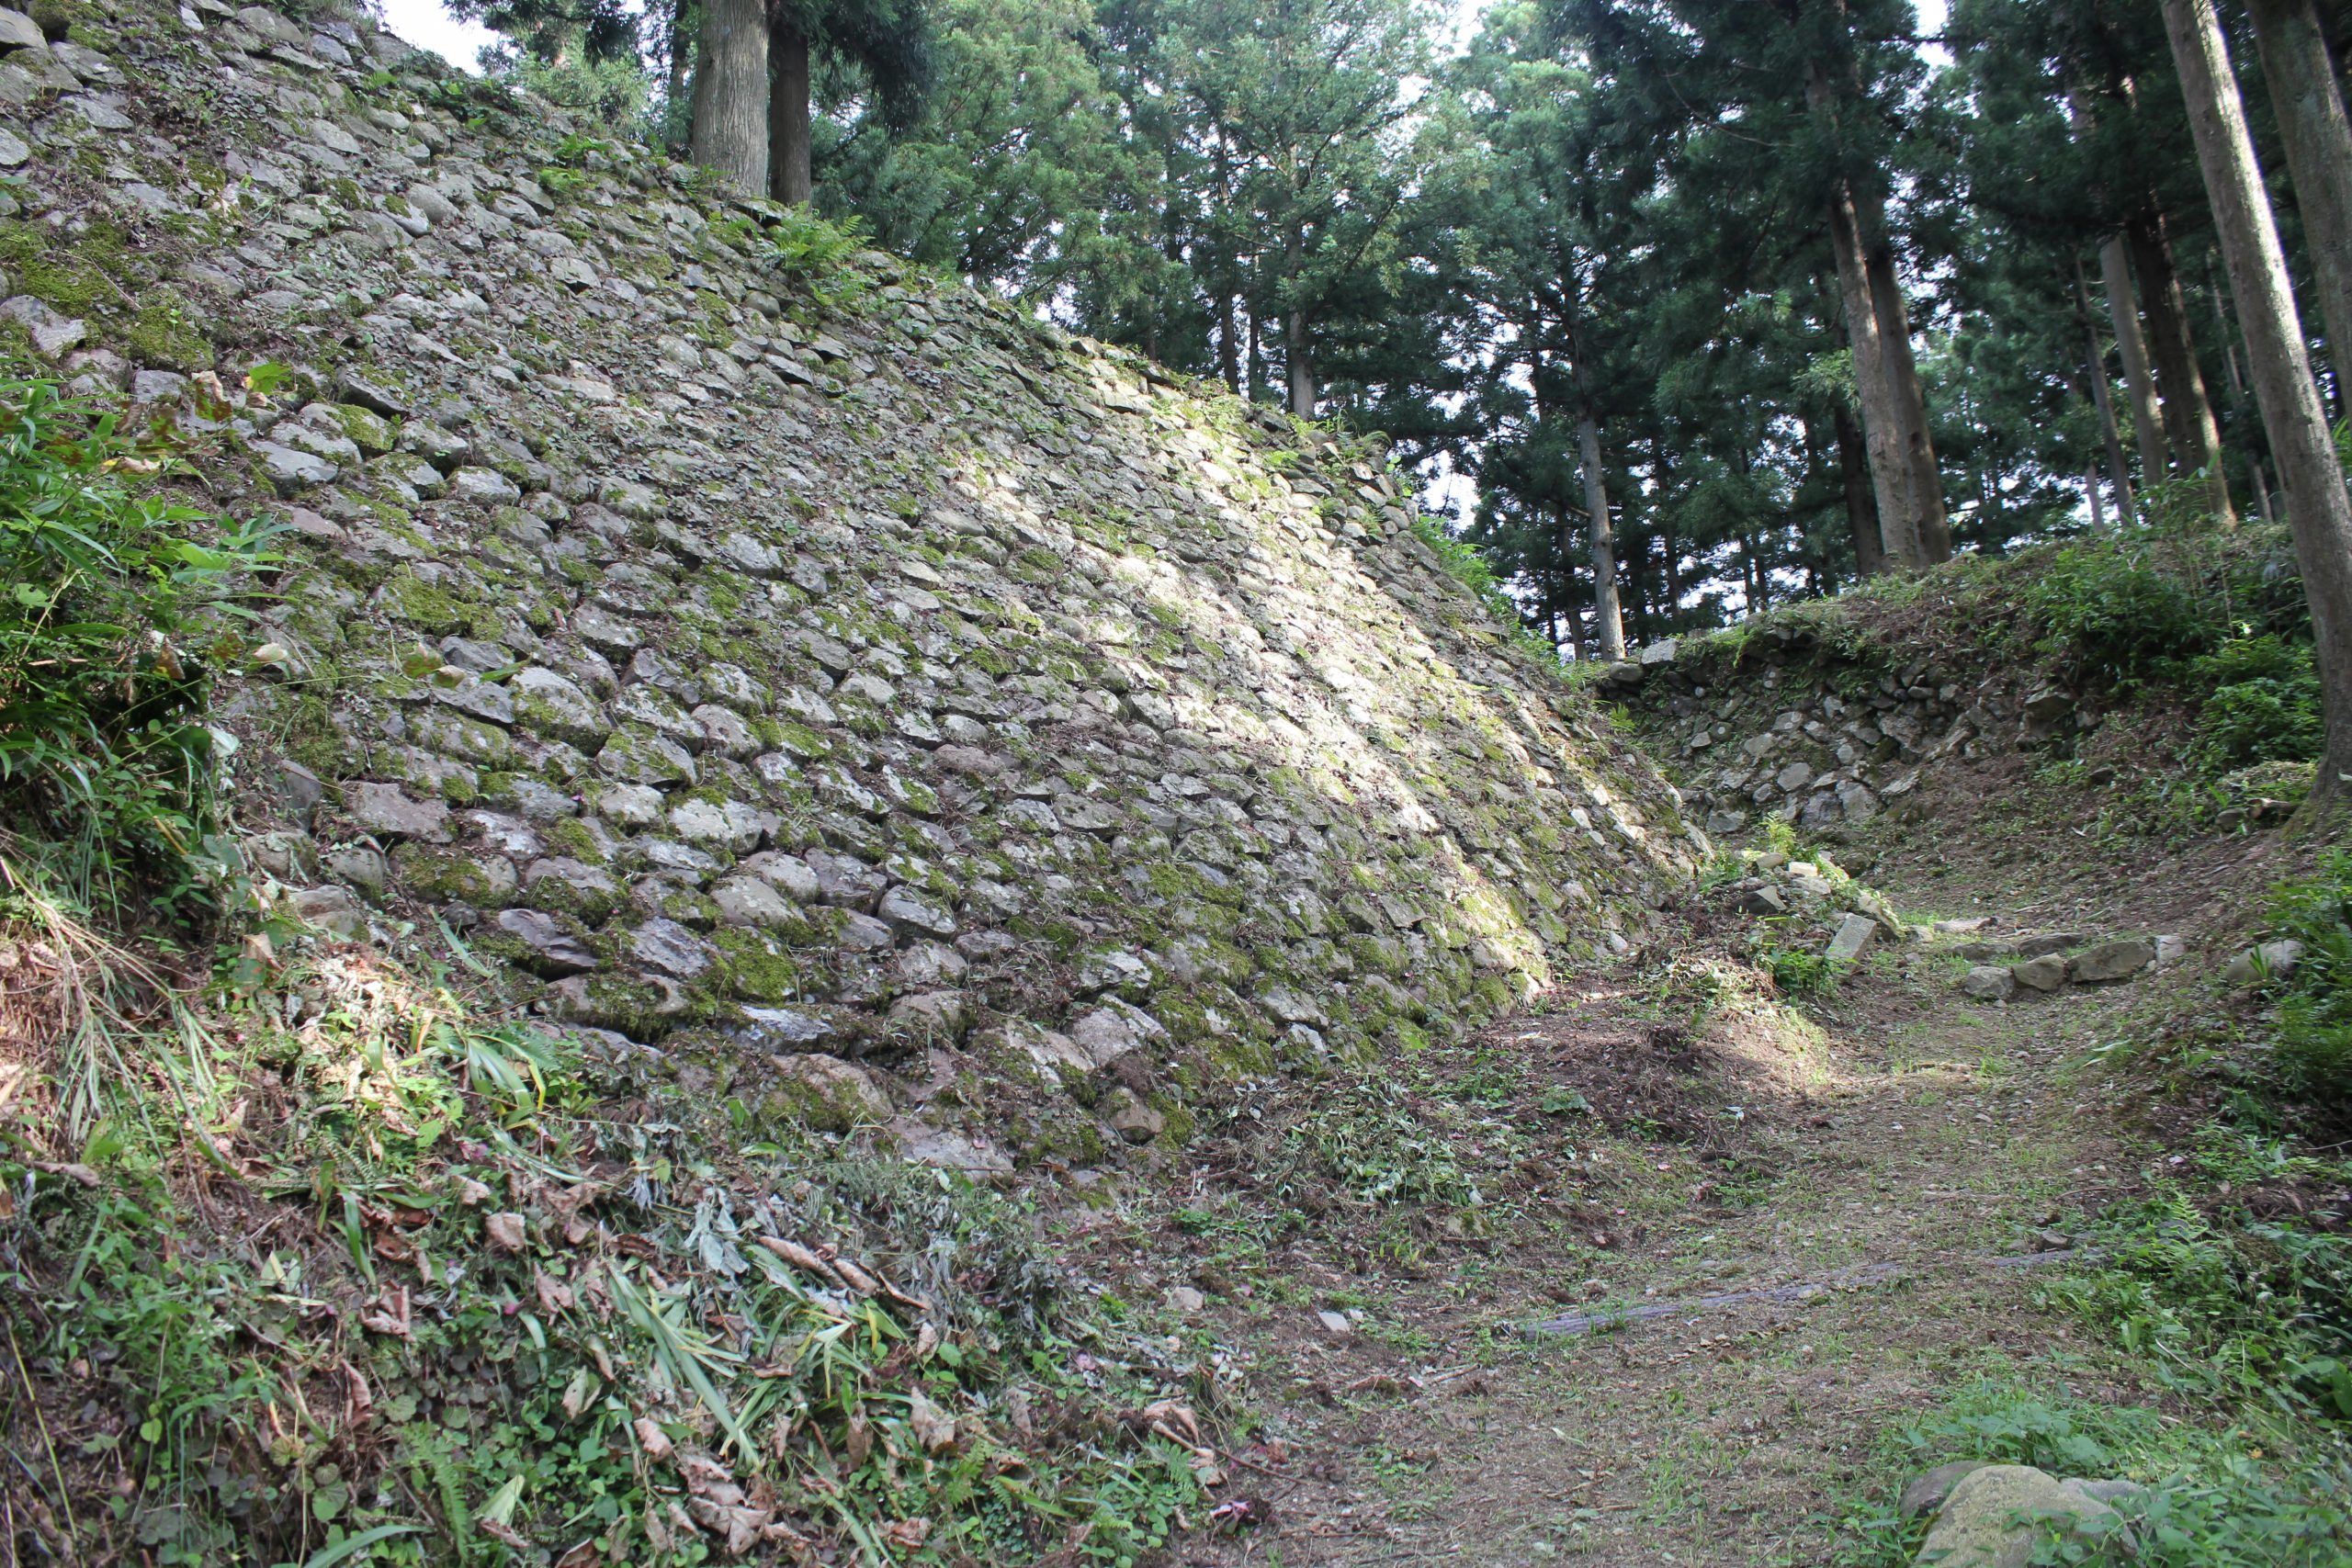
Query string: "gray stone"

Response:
xmin=67 ymin=94 xmax=133 ymax=131
xmin=711 ymin=874 xmax=797 ymax=928
xmin=2223 ymin=939 xmax=2306 ymax=985
xmin=888 ymin=1116 xmax=1012 ymax=1175
xmin=1826 ymin=913 xmax=1875 ymax=965
xmin=739 ymin=852 xmax=820 ymax=903
xmin=510 ymin=667 xmax=610 ymax=750
xmin=889 ymin=990 xmax=972 ymax=1040
xmin=1741 ymin=886 xmax=1787 ymax=916
xmin=1959 ymin=965 xmax=2017 ymax=1003
xmin=2010 ymin=954 xmax=2067 ymax=992
xmin=450 ymin=466 xmax=523 ymax=506
xmin=628 ymin=918 xmax=714 ymax=978
xmin=494 ymin=908 xmax=595 ymax=975
xmin=1899 ymin=1461 xmax=1991 ymax=1519
xmin=877 ymin=884 xmax=957 ymax=937
xmin=594 ymin=782 xmax=665 ymax=830
xmin=768 ymin=1054 xmax=889 ymax=1127
xmin=1774 ymin=761 xmax=1815 ymax=794
xmin=254 ymin=441 xmax=337 ymax=493
xmin=838 ymin=911 xmax=896 ymax=951
xmin=734 ymin=1007 xmax=838 ymax=1050
xmin=288 ymin=884 xmax=367 ymax=936
xmin=0 ymin=8 xmax=43 ymax=49
xmin=669 ymin=796 xmax=762 ymax=853
xmin=1913 ymin=1463 xmax=2120 ymax=1568
xmin=1 ymin=296 xmax=85 ymax=356
xmin=2067 ymin=937 xmax=2154 ymax=985
xmin=1102 ymin=1087 xmax=1165 ymax=1144
xmin=1069 ymin=1007 xmax=1141 ymax=1066
xmin=344 ymin=782 xmax=450 ymax=841
xmin=2015 ymin=932 xmax=2086 ymax=960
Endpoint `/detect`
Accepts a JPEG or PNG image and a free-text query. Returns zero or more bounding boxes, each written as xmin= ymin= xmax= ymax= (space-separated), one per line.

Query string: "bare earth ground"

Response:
xmin=1078 ymin=807 xmax=2305 ymax=1567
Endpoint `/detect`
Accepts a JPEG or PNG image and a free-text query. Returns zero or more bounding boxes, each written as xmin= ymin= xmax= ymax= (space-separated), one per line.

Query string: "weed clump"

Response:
xmin=0 ymin=374 xmax=277 ymax=916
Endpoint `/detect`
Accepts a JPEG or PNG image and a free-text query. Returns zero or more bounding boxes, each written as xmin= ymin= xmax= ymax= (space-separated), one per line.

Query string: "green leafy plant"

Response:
xmin=2258 ymin=849 xmax=2352 ymax=1103
xmin=0 ymin=375 xmax=277 ymax=914
xmin=2193 ymin=636 xmax=2324 ymax=771
xmin=2024 ymin=541 xmax=2222 ymax=682
xmin=751 ymin=206 xmax=874 ymax=307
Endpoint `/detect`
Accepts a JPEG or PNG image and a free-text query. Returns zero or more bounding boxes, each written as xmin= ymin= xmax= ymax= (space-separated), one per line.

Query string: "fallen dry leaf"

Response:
xmin=907 ymin=1389 xmax=957 ymax=1454
xmin=633 ymin=1416 xmax=674 ymax=1461
xmin=485 ymin=1212 xmax=527 ymax=1252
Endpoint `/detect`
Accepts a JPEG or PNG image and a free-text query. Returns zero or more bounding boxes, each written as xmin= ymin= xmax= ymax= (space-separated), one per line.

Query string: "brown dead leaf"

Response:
xmin=341 ymin=1361 xmax=373 ymax=1426
xmin=828 ymin=1255 xmax=881 ymax=1295
xmin=485 ymin=1212 xmax=528 ymax=1252
xmin=536 ymin=1272 xmax=575 ymax=1314
xmin=685 ymin=1498 xmax=769 ymax=1557
xmin=882 ymin=1517 xmax=933 ymax=1551
xmin=633 ymin=1416 xmax=674 ymax=1461
xmin=753 ymin=1235 xmax=841 ymax=1285
xmin=907 ymin=1389 xmax=957 ymax=1454
xmin=358 ymin=1284 xmax=412 ymax=1339
xmin=1139 ymin=1399 xmax=1204 ymax=1447
xmin=453 ymin=1174 xmax=493 ymax=1206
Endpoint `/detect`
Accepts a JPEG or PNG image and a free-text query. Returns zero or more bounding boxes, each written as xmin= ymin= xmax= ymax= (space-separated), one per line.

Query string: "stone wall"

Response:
xmin=3 ymin=0 xmax=1701 ymax=1168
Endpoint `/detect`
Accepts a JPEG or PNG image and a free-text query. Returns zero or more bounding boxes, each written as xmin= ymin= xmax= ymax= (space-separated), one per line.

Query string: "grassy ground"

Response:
xmin=1054 ymin=817 xmax=2352 ymax=1567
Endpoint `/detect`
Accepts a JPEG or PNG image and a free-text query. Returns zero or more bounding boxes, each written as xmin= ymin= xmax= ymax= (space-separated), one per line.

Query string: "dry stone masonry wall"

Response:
xmin=2 ymin=0 xmax=1702 ymax=1168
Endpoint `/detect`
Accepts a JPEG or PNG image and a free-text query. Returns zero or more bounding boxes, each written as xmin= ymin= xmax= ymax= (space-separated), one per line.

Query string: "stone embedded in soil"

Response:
xmin=1913 ymin=1463 xmax=2122 ymax=1568
xmin=1899 ymin=1460 xmax=1991 ymax=1519
xmin=2067 ymin=937 xmax=2154 ymax=984
xmin=1958 ymin=965 xmax=2017 ymax=1003
xmin=2222 ymin=939 xmax=2305 ymax=985
xmin=1825 ymin=912 xmax=1875 ymax=964
xmin=2009 ymin=954 xmax=2066 ymax=992
xmin=2015 ymin=932 xmax=2086 ymax=960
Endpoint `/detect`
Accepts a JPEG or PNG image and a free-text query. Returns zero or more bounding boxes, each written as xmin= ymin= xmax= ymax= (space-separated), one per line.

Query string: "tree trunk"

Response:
xmin=1248 ymin=308 xmax=1263 ymax=404
xmin=689 ymin=0 xmax=767 ymax=193
xmin=2129 ymin=209 xmax=2237 ymax=523
xmin=1824 ymin=187 xmax=1924 ymax=565
xmin=1216 ymin=290 xmax=1240 ymax=392
xmin=1833 ymin=403 xmax=1886 ymax=577
xmin=767 ymin=22 xmax=810 ymax=205
xmin=2164 ymin=0 xmax=2352 ymax=812
xmin=665 ymin=0 xmax=696 ymax=149
xmin=1283 ymin=219 xmax=1314 ymax=418
xmin=2099 ymin=236 xmax=2170 ymax=481
xmin=1865 ymin=239 xmax=1951 ymax=560
xmin=1285 ymin=310 xmax=1315 ymax=418
xmin=2247 ymin=0 xmax=2352 ymax=413
xmin=2075 ymin=258 xmax=2138 ymax=518
xmin=1575 ymin=416 xmax=1625 ymax=661
xmin=1564 ymin=301 xmax=1625 ymax=660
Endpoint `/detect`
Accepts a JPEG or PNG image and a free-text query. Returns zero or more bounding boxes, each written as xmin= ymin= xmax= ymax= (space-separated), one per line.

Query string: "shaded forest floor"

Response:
xmin=1069 ymin=810 xmax=2312 ymax=1566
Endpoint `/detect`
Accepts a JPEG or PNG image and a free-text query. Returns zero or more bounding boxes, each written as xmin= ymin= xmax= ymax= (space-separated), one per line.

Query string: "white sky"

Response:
xmin=378 ymin=0 xmax=496 ymax=73
xmin=378 ymin=0 xmax=1953 ymax=85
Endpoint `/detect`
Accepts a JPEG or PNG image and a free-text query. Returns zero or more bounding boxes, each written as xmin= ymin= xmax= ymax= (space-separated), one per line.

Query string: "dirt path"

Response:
xmin=1155 ymin=875 xmax=2175 ymax=1568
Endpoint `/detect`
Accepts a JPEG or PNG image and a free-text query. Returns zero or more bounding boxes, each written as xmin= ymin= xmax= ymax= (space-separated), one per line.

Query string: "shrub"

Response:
xmin=751 ymin=205 xmax=874 ymax=307
xmin=0 ymin=377 xmax=277 ymax=914
xmin=2024 ymin=542 xmax=2222 ymax=682
xmin=2263 ymin=849 xmax=2352 ymax=1105
xmin=2195 ymin=637 xmax=2325 ymax=770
